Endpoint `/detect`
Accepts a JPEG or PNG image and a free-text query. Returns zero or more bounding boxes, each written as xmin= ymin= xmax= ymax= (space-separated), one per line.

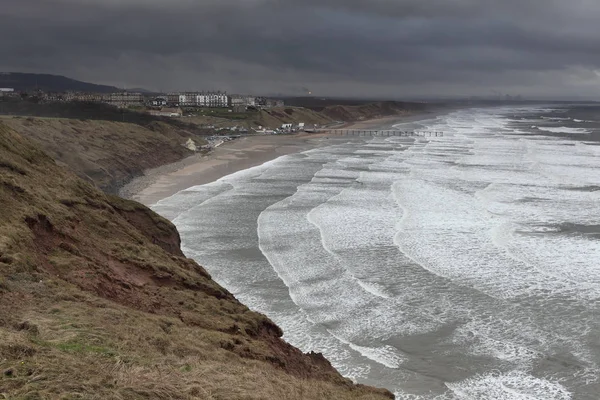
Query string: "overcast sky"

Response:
xmin=2 ymin=0 xmax=600 ymax=99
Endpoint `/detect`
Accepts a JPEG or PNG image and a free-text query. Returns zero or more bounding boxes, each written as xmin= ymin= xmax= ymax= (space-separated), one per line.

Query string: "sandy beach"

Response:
xmin=120 ymin=132 xmax=336 ymax=206
xmin=121 ymin=112 xmax=435 ymax=206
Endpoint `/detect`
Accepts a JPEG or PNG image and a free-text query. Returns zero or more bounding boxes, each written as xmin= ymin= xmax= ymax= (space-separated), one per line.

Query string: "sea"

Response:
xmin=151 ymin=104 xmax=600 ymax=399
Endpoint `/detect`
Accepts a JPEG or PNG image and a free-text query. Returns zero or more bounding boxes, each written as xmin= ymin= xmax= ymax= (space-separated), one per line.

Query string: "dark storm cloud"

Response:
xmin=2 ymin=0 xmax=600 ymax=98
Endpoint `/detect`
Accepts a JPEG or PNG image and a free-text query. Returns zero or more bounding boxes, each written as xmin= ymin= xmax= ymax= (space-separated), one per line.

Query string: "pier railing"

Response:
xmin=312 ymin=129 xmax=443 ymax=137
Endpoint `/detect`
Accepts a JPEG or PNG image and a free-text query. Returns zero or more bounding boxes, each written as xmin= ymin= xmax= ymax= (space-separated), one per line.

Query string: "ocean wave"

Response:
xmin=155 ymin=105 xmax=600 ymax=397
xmin=534 ymin=126 xmax=591 ymax=134
xmin=541 ymin=116 xmax=571 ymax=121
xmin=446 ymin=371 xmax=572 ymax=400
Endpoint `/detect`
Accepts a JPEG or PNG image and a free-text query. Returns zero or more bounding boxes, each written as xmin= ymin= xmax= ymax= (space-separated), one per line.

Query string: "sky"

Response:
xmin=2 ymin=0 xmax=600 ymax=99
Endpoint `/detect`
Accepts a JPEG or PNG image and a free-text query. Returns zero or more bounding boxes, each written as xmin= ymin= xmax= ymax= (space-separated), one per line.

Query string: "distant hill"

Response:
xmin=128 ymin=87 xmax=155 ymax=94
xmin=282 ymin=97 xmax=431 ymax=122
xmin=0 ymin=72 xmax=124 ymax=93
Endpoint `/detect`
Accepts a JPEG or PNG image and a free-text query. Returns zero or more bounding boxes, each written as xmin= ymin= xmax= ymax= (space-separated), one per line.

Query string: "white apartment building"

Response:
xmin=196 ymin=92 xmax=228 ymax=108
xmin=0 ymin=88 xmax=14 ymax=97
xmin=245 ymin=96 xmax=257 ymax=107
xmin=108 ymin=92 xmax=144 ymax=106
xmin=230 ymin=95 xmax=245 ymax=107
xmin=230 ymin=95 xmax=257 ymax=108
xmin=178 ymin=93 xmax=198 ymax=107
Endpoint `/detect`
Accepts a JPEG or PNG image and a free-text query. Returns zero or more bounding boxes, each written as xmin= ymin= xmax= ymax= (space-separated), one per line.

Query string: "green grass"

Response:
xmin=28 ymin=336 xmax=117 ymax=357
xmin=180 ymin=364 xmax=193 ymax=373
xmin=55 ymin=342 xmax=117 ymax=357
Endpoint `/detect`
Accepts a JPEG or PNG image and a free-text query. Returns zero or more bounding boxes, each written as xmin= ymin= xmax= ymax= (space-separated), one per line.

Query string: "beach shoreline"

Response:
xmin=121 ymin=111 xmax=437 ymax=206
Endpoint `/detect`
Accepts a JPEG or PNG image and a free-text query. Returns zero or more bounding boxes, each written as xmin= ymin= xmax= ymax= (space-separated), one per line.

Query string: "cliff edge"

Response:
xmin=0 ymin=116 xmax=206 ymax=195
xmin=0 ymin=123 xmax=393 ymax=399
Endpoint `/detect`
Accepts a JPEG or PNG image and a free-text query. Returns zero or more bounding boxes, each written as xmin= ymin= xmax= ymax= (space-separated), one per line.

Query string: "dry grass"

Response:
xmin=0 ymin=123 xmax=393 ymax=399
xmin=1 ymin=304 xmax=388 ymax=399
xmin=0 ymin=117 xmax=208 ymax=194
xmin=257 ymin=107 xmax=334 ymax=129
xmin=184 ymin=106 xmax=334 ymax=130
xmin=319 ymin=102 xmax=419 ymax=123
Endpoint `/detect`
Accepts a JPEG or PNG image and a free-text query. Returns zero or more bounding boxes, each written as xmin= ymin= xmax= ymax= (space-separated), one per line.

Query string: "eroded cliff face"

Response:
xmin=0 ymin=123 xmax=393 ymax=399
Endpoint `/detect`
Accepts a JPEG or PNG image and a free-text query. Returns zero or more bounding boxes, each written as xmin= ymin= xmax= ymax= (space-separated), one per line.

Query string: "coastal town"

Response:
xmin=0 ymin=87 xmax=285 ymax=111
xmin=0 ymin=87 xmax=331 ymax=150
xmin=0 ymin=87 xmax=284 ymax=114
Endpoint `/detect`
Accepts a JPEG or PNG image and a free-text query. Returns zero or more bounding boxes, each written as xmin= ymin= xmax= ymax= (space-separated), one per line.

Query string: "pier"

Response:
xmin=313 ymin=129 xmax=443 ymax=137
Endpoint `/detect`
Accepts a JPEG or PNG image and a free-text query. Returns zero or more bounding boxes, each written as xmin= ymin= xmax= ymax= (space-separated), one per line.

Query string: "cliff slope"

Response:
xmin=0 ymin=122 xmax=393 ymax=399
xmin=1 ymin=117 xmax=207 ymax=194
xmin=184 ymin=106 xmax=335 ymax=130
xmin=256 ymin=107 xmax=335 ymax=128
xmin=320 ymin=101 xmax=428 ymax=122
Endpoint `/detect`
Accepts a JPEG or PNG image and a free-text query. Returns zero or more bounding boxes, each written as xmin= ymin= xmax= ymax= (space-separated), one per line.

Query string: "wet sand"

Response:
xmin=121 ymin=113 xmax=435 ymax=206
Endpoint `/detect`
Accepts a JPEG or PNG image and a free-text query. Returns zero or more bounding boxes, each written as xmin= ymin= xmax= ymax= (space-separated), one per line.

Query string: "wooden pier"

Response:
xmin=313 ymin=129 xmax=443 ymax=137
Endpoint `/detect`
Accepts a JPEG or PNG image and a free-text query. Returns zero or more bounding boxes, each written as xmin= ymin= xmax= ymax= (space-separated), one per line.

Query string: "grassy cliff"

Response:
xmin=281 ymin=98 xmax=430 ymax=122
xmin=0 ymin=122 xmax=393 ymax=399
xmin=1 ymin=116 xmax=208 ymax=195
xmin=184 ymin=106 xmax=335 ymax=130
xmin=319 ymin=101 xmax=428 ymax=122
xmin=256 ymin=107 xmax=335 ymax=127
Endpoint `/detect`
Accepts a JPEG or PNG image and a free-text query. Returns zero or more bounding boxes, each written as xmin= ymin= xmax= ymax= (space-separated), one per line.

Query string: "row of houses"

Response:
xmin=0 ymin=88 xmax=16 ymax=98
xmin=4 ymin=88 xmax=285 ymax=110
xmin=162 ymin=92 xmax=229 ymax=108
xmin=36 ymin=91 xmax=283 ymax=109
xmin=154 ymin=93 xmax=284 ymax=109
xmin=39 ymin=91 xmax=145 ymax=106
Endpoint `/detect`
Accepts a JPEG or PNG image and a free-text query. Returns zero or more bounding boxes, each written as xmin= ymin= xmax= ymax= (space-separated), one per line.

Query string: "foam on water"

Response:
xmin=151 ymin=105 xmax=600 ymax=398
xmin=327 ymin=329 xmax=407 ymax=369
xmin=348 ymin=343 xmax=405 ymax=369
xmin=393 ymin=179 xmax=551 ymax=299
xmin=541 ymin=117 xmax=572 ymax=121
xmin=446 ymin=371 xmax=572 ymax=400
xmin=152 ymin=182 xmax=233 ymax=221
xmin=449 ymin=317 xmax=544 ymax=366
xmin=534 ymin=126 xmax=591 ymax=134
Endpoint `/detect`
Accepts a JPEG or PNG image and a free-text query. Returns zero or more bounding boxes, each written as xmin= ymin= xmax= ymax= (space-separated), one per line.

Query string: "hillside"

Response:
xmin=212 ymin=102 xmax=424 ymax=128
xmin=257 ymin=106 xmax=335 ymax=127
xmin=0 ymin=122 xmax=393 ymax=399
xmin=1 ymin=116 xmax=208 ymax=194
xmin=320 ymin=101 xmax=428 ymax=122
xmin=0 ymin=73 xmax=121 ymax=93
xmin=0 ymin=99 xmax=173 ymax=124
xmin=184 ymin=106 xmax=335 ymax=130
